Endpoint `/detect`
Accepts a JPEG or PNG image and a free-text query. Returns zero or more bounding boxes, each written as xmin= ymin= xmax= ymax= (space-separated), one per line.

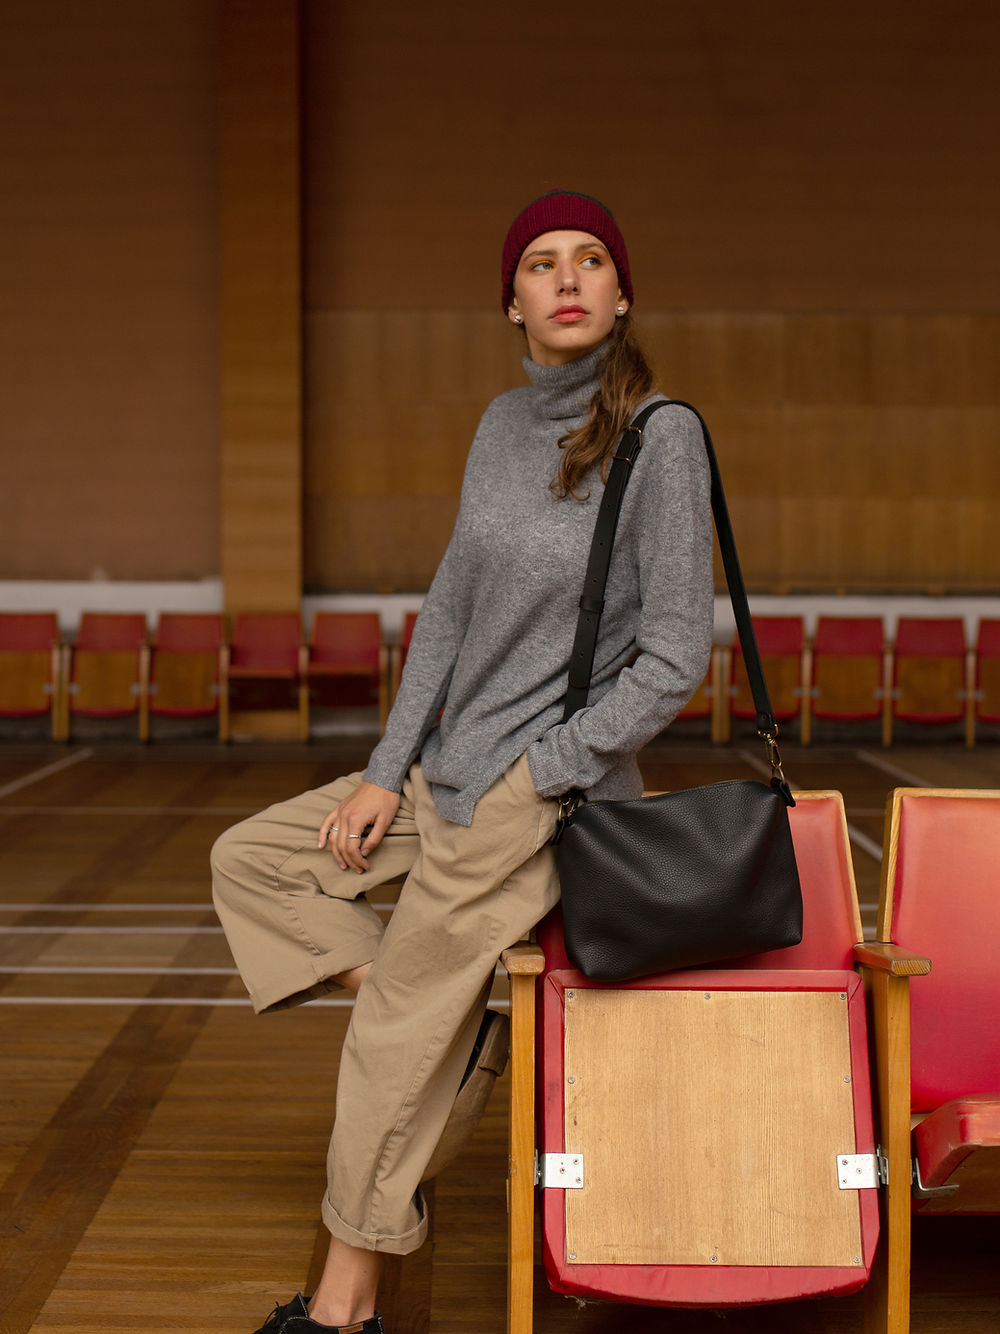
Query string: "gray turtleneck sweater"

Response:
xmin=364 ymin=344 xmax=714 ymax=826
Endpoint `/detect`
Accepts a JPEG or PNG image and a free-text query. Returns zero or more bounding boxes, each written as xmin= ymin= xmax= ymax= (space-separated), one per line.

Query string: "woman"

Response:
xmin=212 ymin=190 xmax=714 ymax=1334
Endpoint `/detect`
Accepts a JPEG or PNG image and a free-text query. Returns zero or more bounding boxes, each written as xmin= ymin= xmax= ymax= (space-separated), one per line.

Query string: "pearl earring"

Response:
xmin=616 ymin=306 xmax=626 ymax=315
xmin=513 ymin=314 xmax=523 ymax=323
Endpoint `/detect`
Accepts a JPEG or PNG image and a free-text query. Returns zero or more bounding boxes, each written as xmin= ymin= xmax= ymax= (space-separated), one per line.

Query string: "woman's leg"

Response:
xmin=211 ymin=771 xmax=418 ymax=1013
xmin=321 ymin=755 xmax=560 ymax=1263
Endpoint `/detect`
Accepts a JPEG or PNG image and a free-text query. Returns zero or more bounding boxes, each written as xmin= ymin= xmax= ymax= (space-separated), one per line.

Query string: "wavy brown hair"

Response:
xmin=550 ymin=315 xmax=655 ymax=500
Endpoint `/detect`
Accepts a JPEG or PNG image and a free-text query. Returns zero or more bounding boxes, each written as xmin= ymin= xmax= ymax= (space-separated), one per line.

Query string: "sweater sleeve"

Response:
xmin=526 ymin=404 xmax=715 ymax=798
xmin=362 ymin=527 xmax=467 ymax=793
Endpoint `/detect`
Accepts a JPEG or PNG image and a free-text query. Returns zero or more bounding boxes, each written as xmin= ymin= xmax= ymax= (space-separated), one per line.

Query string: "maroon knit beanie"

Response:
xmin=500 ymin=190 xmax=633 ymax=314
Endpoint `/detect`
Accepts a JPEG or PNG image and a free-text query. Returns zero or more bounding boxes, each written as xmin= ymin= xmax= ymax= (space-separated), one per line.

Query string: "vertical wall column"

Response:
xmin=219 ymin=0 xmax=302 ymax=612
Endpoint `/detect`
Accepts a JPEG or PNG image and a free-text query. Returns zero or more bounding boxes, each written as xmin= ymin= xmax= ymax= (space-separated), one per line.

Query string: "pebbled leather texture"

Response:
xmin=556 ymin=779 xmax=803 ymax=981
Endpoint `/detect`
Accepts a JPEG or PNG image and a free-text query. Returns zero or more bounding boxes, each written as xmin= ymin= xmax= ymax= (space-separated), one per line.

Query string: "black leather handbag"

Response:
xmin=553 ymin=400 xmax=803 ymax=982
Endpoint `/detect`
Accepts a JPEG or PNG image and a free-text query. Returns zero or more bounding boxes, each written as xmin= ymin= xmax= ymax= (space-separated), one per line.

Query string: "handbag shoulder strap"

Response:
xmin=561 ymin=398 xmax=792 ymax=801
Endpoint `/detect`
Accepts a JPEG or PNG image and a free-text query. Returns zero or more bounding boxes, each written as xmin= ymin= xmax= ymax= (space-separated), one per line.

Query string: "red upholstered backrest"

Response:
xmin=155 ymin=613 xmax=225 ymax=653
xmin=0 ymin=612 xmax=60 ymax=650
xmin=886 ymin=790 xmax=1000 ymax=1111
xmin=310 ymin=612 xmax=381 ymax=670
xmin=814 ymin=616 xmax=884 ymax=657
xmin=977 ymin=619 xmax=1000 ymax=657
xmin=538 ymin=791 xmax=861 ymax=974
xmin=894 ymin=617 xmax=966 ymax=657
xmin=229 ymin=613 xmax=301 ymax=670
xmin=75 ymin=612 xmax=147 ymax=651
xmin=732 ymin=615 xmax=804 ymax=657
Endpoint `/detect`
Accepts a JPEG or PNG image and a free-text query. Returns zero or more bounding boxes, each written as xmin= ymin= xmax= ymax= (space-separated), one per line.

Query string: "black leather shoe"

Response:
xmin=253 ymin=1293 xmax=385 ymax=1334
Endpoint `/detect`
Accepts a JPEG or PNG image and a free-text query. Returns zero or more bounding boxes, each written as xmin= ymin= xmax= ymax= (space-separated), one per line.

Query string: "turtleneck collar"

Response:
xmin=523 ymin=343 xmax=606 ymax=422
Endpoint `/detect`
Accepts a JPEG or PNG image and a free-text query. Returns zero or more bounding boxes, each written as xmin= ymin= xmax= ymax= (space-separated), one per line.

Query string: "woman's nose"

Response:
xmin=556 ymin=264 xmax=579 ymax=293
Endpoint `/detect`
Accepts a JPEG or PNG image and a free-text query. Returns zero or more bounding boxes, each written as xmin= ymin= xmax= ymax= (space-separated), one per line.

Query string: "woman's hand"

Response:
xmin=318 ymin=780 xmax=401 ymax=874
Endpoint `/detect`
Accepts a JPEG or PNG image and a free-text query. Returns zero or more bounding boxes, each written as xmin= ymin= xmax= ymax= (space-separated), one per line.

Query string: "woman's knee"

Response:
xmin=210 ymin=819 xmax=257 ymax=888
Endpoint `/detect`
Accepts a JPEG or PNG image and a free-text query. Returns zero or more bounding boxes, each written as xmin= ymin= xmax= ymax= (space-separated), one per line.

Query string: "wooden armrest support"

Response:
xmin=501 ymin=943 xmax=545 ymax=976
xmin=854 ymin=942 xmax=931 ymax=976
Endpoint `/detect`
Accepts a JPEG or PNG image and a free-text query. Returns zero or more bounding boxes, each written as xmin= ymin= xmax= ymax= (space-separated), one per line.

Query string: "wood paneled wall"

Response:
xmin=0 ymin=0 xmax=219 ymax=581
xmin=219 ymin=0 xmax=302 ymax=612
xmin=304 ymin=309 xmax=1000 ymax=593
xmin=303 ymin=0 xmax=1000 ymax=594
xmin=2 ymin=1 xmax=998 ymax=594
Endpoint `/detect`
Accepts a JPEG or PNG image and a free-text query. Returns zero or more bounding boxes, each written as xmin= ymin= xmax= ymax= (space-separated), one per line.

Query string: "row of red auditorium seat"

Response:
xmin=681 ymin=614 xmax=1000 ymax=746
xmin=2 ymin=609 xmax=998 ymax=745
xmin=0 ymin=610 xmax=417 ymax=742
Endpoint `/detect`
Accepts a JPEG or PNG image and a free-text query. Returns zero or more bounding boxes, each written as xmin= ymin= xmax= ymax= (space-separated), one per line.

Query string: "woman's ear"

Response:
xmin=615 ymin=291 xmax=628 ymax=316
xmin=508 ymin=303 xmax=524 ymax=326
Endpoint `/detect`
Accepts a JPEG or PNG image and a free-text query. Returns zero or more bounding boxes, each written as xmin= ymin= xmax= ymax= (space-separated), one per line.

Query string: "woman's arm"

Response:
xmin=527 ymin=404 xmax=715 ymax=796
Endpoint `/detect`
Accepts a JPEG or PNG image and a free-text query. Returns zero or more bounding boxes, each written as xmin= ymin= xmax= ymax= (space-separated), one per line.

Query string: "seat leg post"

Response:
xmin=507 ymin=970 xmax=537 ymax=1334
xmin=864 ymin=968 xmax=913 ymax=1334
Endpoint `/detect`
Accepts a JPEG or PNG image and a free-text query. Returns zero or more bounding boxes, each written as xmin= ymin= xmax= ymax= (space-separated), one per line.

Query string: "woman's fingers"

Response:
xmin=319 ymin=782 xmax=401 ymax=873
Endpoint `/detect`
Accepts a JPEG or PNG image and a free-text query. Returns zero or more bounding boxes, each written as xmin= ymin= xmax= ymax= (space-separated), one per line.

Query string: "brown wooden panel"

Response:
xmin=0 ymin=0 xmax=219 ymax=581
xmin=562 ymin=988 xmax=862 ymax=1267
xmin=303 ymin=1 xmax=1000 ymax=314
xmin=304 ymin=308 xmax=1000 ymax=593
xmin=220 ymin=0 xmax=302 ymax=612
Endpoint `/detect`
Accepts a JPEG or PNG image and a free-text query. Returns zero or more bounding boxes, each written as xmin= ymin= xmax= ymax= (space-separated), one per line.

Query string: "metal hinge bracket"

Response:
xmin=540 ymin=1153 xmax=585 ymax=1189
xmin=912 ymin=1157 xmax=959 ymax=1199
xmin=837 ymin=1153 xmax=883 ymax=1190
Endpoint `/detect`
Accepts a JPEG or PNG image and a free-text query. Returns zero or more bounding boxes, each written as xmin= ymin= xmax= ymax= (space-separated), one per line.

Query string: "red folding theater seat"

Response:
xmin=305 ymin=611 xmax=388 ymax=733
xmin=875 ymin=789 xmax=1000 ymax=1218
xmin=65 ymin=612 xmax=149 ymax=740
xmin=0 ymin=612 xmax=64 ymax=739
xmin=501 ymin=791 xmax=914 ymax=1332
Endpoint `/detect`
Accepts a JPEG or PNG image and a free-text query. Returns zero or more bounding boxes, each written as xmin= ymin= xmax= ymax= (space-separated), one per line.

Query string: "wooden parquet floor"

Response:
xmin=1 ymin=734 xmax=999 ymax=1332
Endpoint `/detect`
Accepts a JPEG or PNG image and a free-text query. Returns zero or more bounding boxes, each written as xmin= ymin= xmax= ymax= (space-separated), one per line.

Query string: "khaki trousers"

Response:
xmin=210 ymin=753 xmax=560 ymax=1254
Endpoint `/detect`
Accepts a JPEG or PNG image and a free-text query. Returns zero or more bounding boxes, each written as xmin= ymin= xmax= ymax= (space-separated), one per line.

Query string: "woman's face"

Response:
xmin=508 ymin=229 xmax=626 ymax=366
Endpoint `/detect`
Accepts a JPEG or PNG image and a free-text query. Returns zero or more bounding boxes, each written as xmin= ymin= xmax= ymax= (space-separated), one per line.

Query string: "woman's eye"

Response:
xmin=579 ymin=254 xmax=601 ymax=267
xmin=530 ymin=259 xmax=554 ymax=271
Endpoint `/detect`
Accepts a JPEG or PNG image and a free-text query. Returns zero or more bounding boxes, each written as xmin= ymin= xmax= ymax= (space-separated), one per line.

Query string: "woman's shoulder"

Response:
xmin=635 ymin=395 xmax=707 ymax=462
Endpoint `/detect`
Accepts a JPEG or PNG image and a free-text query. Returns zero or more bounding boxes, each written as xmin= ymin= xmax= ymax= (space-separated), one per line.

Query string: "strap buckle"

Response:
xmin=758 ymin=724 xmax=793 ymax=800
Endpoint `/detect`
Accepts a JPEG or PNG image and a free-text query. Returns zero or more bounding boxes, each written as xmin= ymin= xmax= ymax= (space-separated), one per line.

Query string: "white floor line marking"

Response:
xmin=0 ymin=749 xmax=94 ymax=799
xmin=0 ymin=901 xmax=398 ymax=914
xmin=0 ymin=996 xmax=512 ymax=1009
xmin=0 ymin=806 xmax=259 ymax=815
xmin=0 ymin=925 xmax=224 ymax=934
xmin=847 ymin=825 xmax=882 ymax=861
xmin=0 ymin=965 xmax=238 ymax=975
xmin=855 ymin=749 xmax=931 ymax=787
xmin=1 ymin=903 xmax=217 ymax=912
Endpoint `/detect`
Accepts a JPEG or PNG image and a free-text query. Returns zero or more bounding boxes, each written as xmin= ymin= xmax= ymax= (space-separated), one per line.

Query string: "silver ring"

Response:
xmin=330 ymin=826 xmax=339 ymax=832
xmin=346 ymin=834 xmax=362 ymax=840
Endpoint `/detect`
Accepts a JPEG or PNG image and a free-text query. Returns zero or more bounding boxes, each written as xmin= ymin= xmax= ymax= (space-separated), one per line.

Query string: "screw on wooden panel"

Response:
xmin=844 ymin=1075 xmax=852 ymax=1083
xmin=704 ymin=993 xmax=711 ymax=1000
xmin=840 ymin=992 xmax=847 ymax=1000
xmin=567 ymin=1076 xmax=575 ymax=1084
xmin=569 ymin=1252 xmax=577 ymax=1260
xmin=567 ymin=991 xmax=575 ymax=999
xmin=710 ymin=1255 xmax=719 ymax=1263
xmin=854 ymin=1256 xmax=861 ymax=1265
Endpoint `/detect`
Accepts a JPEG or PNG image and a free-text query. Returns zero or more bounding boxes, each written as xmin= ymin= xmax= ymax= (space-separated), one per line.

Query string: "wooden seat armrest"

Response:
xmin=501 ymin=942 xmax=545 ymax=976
xmin=853 ymin=941 xmax=931 ymax=976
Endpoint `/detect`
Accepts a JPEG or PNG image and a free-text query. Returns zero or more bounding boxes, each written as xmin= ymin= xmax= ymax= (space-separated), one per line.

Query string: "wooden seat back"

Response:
xmin=729 ymin=615 xmax=805 ymax=723
xmin=149 ymin=614 xmax=226 ymax=718
xmin=892 ymin=617 xmax=967 ymax=724
xmin=0 ymin=612 xmax=60 ymax=718
xmin=811 ymin=615 xmax=886 ymax=722
xmin=70 ymin=612 xmax=148 ymax=717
